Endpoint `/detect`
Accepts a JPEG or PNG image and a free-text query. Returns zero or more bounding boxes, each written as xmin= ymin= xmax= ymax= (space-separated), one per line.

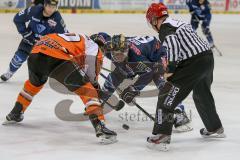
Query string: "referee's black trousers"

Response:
xmin=153 ymin=50 xmax=223 ymax=135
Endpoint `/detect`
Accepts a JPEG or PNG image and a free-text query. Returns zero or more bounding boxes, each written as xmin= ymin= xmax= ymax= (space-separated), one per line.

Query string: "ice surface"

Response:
xmin=0 ymin=13 xmax=240 ymax=160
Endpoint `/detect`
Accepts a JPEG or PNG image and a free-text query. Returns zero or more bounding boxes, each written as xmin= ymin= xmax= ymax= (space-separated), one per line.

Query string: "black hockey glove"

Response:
xmin=153 ymin=62 xmax=166 ymax=75
xmin=90 ymin=33 xmax=106 ymax=49
xmin=120 ymin=85 xmax=140 ymax=104
xmin=22 ymin=30 xmax=38 ymax=46
xmin=92 ymin=80 xmax=101 ymax=91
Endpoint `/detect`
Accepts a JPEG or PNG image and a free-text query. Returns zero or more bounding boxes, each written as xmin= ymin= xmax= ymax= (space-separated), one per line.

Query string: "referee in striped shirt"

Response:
xmin=145 ymin=3 xmax=225 ymax=150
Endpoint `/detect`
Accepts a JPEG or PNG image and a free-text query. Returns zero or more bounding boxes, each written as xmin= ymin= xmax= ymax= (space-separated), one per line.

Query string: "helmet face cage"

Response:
xmin=111 ymin=47 xmax=129 ymax=62
xmin=113 ymin=41 xmax=129 ymax=53
xmin=104 ymin=34 xmax=129 ymax=53
xmin=104 ymin=41 xmax=113 ymax=52
xmin=94 ymin=34 xmax=129 ymax=62
xmin=105 ymin=39 xmax=129 ymax=62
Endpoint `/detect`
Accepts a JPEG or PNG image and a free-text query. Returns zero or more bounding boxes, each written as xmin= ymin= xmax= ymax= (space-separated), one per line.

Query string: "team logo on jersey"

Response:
xmin=36 ymin=24 xmax=46 ymax=33
xmin=32 ymin=16 xmax=40 ymax=22
xmin=48 ymin=19 xmax=57 ymax=27
xmin=129 ymin=43 xmax=141 ymax=55
xmin=156 ymin=41 xmax=161 ymax=50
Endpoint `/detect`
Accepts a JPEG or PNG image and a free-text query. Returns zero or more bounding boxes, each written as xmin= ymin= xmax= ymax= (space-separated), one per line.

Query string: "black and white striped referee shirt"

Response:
xmin=158 ymin=17 xmax=210 ymax=64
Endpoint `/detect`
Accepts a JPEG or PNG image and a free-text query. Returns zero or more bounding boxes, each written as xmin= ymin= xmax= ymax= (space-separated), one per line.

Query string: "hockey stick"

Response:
xmin=131 ymin=100 xmax=155 ymax=121
xmin=189 ymin=13 xmax=223 ymax=56
xmin=100 ymin=96 xmax=125 ymax=111
xmin=212 ymin=45 xmax=223 ymax=56
xmin=102 ymin=67 xmax=112 ymax=73
xmin=100 ymin=67 xmax=194 ymax=129
xmin=70 ymin=60 xmax=125 ymax=111
xmin=99 ymin=72 xmax=155 ymax=121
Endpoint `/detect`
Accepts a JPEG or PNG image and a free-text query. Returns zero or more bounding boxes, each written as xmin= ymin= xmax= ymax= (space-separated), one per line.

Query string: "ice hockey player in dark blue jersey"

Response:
xmin=90 ymin=33 xmax=192 ymax=132
xmin=0 ymin=0 xmax=67 ymax=82
xmin=186 ymin=0 xmax=215 ymax=48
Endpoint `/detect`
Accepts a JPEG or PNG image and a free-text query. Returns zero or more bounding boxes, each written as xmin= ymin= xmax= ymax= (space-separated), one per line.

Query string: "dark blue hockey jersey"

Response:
xmin=14 ymin=4 xmax=67 ymax=39
xmin=186 ymin=0 xmax=211 ymax=19
xmin=127 ymin=36 xmax=166 ymax=63
xmin=102 ymin=35 xmax=167 ymax=98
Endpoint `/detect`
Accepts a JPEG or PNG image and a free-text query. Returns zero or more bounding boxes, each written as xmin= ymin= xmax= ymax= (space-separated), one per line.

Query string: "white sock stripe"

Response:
xmin=85 ymin=98 xmax=101 ymax=108
xmin=11 ymin=59 xmax=23 ymax=65
xmin=10 ymin=62 xmax=20 ymax=68
xmin=20 ymin=90 xmax=33 ymax=101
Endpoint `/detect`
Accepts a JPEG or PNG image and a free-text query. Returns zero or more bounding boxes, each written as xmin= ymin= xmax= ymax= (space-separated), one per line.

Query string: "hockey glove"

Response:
xmin=153 ymin=62 xmax=166 ymax=76
xmin=120 ymin=85 xmax=140 ymax=104
xmin=22 ymin=31 xmax=38 ymax=46
xmin=90 ymin=33 xmax=108 ymax=50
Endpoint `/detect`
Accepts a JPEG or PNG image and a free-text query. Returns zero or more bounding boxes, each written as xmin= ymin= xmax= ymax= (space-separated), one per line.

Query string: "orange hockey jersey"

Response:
xmin=32 ymin=33 xmax=103 ymax=82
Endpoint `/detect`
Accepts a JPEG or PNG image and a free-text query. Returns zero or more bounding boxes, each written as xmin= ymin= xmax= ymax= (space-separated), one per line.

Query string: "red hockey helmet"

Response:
xmin=146 ymin=3 xmax=168 ymax=25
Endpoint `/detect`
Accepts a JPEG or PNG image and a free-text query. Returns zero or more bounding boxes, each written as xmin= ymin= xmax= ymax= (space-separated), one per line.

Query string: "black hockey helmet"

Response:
xmin=33 ymin=0 xmax=44 ymax=5
xmin=90 ymin=33 xmax=129 ymax=62
xmin=90 ymin=32 xmax=111 ymax=50
xmin=44 ymin=0 xmax=58 ymax=6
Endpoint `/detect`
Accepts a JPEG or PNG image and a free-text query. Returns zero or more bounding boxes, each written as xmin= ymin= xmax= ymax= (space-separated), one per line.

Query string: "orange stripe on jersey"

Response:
xmin=32 ymin=33 xmax=86 ymax=61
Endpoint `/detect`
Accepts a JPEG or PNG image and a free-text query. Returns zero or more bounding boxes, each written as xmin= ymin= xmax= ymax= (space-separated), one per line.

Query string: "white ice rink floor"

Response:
xmin=0 ymin=13 xmax=240 ymax=160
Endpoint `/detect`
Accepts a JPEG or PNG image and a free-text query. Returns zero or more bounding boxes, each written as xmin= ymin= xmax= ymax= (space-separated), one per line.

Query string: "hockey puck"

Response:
xmin=122 ymin=124 xmax=130 ymax=130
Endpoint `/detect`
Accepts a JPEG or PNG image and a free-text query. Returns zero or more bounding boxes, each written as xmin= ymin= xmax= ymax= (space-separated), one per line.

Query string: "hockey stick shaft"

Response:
xmin=213 ymin=46 xmax=223 ymax=56
xmin=131 ymin=101 xmax=155 ymax=121
xmin=190 ymin=13 xmax=223 ymax=57
xmin=71 ymin=61 xmax=124 ymax=110
xmin=102 ymin=67 xmax=112 ymax=73
xmin=99 ymin=72 xmax=155 ymax=121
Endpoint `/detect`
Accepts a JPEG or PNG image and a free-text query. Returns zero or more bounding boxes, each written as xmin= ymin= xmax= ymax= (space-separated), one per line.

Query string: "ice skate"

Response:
xmin=0 ymin=70 xmax=14 ymax=82
xmin=200 ymin=127 xmax=226 ymax=138
xmin=89 ymin=114 xmax=117 ymax=144
xmin=2 ymin=103 xmax=24 ymax=125
xmin=146 ymin=134 xmax=171 ymax=151
xmin=174 ymin=110 xmax=193 ymax=132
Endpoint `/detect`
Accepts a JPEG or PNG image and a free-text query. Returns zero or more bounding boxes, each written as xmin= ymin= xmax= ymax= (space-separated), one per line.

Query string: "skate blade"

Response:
xmin=99 ymin=135 xmax=118 ymax=145
xmin=146 ymin=142 xmax=170 ymax=152
xmin=202 ymin=133 xmax=226 ymax=138
xmin=2 ymin=120 xmax=18 ymax=125
xmin=174 ymin=123 xmax=193 ymax=133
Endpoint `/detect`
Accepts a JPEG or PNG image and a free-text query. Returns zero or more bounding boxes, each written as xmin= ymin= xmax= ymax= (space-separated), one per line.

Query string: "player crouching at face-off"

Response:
xmin=91 ymin=33 xmax=192 ymax=133
xmin=2 ymin=33 xmax=118 ymax=144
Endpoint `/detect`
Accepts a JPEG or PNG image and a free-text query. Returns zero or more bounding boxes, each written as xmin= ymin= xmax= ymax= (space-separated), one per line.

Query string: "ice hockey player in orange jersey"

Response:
xmin=2 ymin=33 xmax=117 ymax=144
